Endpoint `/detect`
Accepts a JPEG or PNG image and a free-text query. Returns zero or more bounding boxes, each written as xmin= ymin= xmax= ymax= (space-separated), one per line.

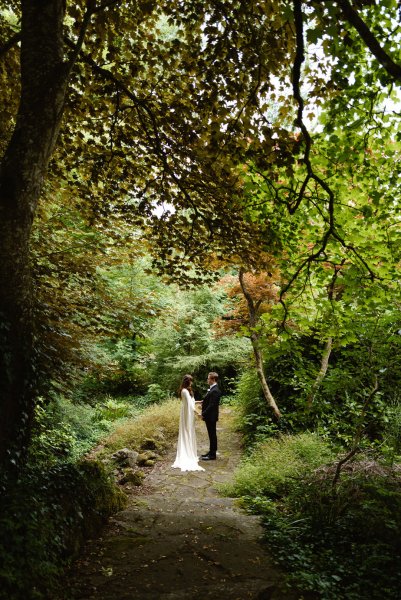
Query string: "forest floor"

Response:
xmin=63 ymin=408 xmax=299 ymax=600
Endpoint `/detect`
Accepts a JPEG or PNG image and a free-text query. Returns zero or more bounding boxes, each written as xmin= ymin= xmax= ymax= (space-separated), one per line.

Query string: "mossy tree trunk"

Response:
xmin=0 ymin=0 xmax=86 ymax=469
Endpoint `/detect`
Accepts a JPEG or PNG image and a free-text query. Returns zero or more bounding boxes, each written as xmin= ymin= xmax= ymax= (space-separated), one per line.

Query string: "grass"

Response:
xmin=100 ymin=397 xmax=181 ymax=454
xmin=221 ymin=431 xmax=334 ymax=500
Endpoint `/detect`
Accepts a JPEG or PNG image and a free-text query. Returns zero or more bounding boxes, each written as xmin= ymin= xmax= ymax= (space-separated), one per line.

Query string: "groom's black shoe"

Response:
xmin=201 ymin=455 xmax=216 ymax=460
xmin=201 ymin=452 xmax=210 ymax=458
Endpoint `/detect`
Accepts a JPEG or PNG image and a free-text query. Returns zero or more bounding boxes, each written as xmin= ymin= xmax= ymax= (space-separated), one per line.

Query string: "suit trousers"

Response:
xmin=205 ymin=419 xmax=217 ymax=456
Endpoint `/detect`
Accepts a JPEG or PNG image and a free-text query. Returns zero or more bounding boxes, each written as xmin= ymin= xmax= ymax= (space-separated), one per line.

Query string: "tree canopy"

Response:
xmin=0 ymin=0 xmax=400 ymax=466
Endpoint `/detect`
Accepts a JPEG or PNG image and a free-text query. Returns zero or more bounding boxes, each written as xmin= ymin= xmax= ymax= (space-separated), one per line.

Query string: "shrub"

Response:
xmin=232 ymin=369 xmax=279 ymax=446
xmin=221 ymin=432 xmax=334 ymax=500
xmin=28 ymin=395 xmax=141 ymax=465
xmin=92 ymin=396 xmax=133 ymax=422
xmin=233 ymin=334 xmax=397 ymax=450
xmin=267 ymin=465 xmax=401 ymax=599
xmin=145 ymin=383 xmax=169 ymax=404
xmin=381 ymin=395 xmax=401 ymax=464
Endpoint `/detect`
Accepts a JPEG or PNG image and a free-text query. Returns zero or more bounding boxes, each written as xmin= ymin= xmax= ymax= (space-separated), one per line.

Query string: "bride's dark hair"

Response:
xmin=179 ymin=374 xmax=193 ymax=396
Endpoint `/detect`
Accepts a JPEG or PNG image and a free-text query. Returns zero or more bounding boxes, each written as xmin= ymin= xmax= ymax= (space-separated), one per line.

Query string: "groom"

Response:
xmin=201 ymin=372 xmax=222 ymax=461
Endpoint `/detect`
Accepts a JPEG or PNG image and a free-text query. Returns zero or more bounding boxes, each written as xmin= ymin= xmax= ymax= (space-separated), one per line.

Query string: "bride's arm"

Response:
xmin=183 ymin=388 xmax=195 ymax=409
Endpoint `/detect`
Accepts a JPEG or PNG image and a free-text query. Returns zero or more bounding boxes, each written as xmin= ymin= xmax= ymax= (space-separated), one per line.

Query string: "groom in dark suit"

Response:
xmin=201 ymin=372 xmax=222 ymax=461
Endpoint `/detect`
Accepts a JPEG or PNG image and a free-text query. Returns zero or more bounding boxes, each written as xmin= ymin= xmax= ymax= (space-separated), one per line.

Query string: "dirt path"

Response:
xmin=65 ymin=408 xmax=295 ymax=600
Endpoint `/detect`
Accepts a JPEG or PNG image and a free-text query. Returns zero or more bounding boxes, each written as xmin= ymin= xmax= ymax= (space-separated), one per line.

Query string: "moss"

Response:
xmin=119 ymin=468 xmax=145 ymax=486
xmin=141 ymin=437 xmax=158 ymax=450
xmin=137 ymin=451 xmax=158 ymax=465
xmin=77 ymin=459 xmax=127 ymax=538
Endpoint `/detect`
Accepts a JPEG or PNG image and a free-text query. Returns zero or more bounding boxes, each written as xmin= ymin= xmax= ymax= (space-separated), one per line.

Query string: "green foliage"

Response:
xmin=221 ymin=432 xmax=334 ymax=500
xmin=28 ymin=394 xmax=145 ymax=466
xmin=148 ymin=284 xmax=249 ymax=395
xmin=145 ymin=383 xmax=169 ymax=405
xmin=233 ymin=313 xmax=401 ymax=452
xmin=225 ymin=435 xmax=401 ymax=599
xmin=90 ymin=339 xmax=151 ymax=397
xmin=232 ymin=369 xmax=277 ymax=446
xmin=92 ymin=396 xmax=133 ymax=424
xmin=31 ymin=194 xmax=167 ymax=400
xmin=380 ymin=396 xmax=401 ymax=464
xmin=0 ymin=460 xmax=126 ymax=600
xmin=1 ymin=2 xmax=401 ymax=595
xmin=264 ymin=468 xmax=401 ymax=600
xmin=28 ymin=401 xmax=77 ymax=467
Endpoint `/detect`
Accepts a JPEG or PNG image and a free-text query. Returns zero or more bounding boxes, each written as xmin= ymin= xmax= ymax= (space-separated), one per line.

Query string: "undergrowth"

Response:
xmin=0 ymin=393 xmax=178 ymax=600
xmin=0 ymin=461 xmax=126 ymax=600
xmin=223 ymin=433 xmax=401 ymax=599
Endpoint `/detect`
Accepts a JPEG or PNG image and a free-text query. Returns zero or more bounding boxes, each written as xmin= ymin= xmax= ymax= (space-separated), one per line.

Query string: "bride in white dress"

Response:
xmin=172 ymin=374 xmax=204 ymax=472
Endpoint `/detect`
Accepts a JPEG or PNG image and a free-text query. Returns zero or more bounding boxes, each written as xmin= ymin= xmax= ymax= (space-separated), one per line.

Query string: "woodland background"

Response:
xmin=1 ymin=1 xmax=401 ymax=598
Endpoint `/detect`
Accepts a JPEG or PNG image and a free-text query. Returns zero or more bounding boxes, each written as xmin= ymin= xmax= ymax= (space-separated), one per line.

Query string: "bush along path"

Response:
xmin=63 ymin=407 xmax=297 ymax=600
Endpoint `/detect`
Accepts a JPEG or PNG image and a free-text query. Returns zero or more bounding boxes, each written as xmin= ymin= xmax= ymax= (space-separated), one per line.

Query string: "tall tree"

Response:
xmin=0 ymin=0 xmax=76 ymax=465
xmin=0 ymin=0 xmax=400 ymax=468
xmin=0 ymin=0 xmax=294 ymax=467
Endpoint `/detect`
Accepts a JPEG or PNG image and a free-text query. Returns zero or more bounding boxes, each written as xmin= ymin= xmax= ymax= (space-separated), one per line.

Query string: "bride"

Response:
xmin=172 ymin=374 xmax=204 ymax=472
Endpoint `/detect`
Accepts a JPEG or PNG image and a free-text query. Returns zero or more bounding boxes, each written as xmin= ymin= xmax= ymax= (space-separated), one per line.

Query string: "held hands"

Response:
xmin=193 ymin=400 xmax=204 ymax=419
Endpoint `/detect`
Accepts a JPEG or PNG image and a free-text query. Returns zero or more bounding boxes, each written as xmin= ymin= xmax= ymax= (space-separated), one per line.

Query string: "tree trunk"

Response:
xmin=307 ymin=336 xmax=333 ymax=407
xmin=251 ymin=333 xmax=281 ymax=419
xmin=238 ymin=268 xmax=281 ymax=419
xmin=0 ymin=0 xmax=68 ymax=468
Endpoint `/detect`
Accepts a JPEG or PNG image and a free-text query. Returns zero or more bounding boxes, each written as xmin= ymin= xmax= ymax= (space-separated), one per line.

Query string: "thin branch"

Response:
xmin=331 ymin=229 xmax=376 ymax=280
xmin=332 ymin=375 xmax=379 ymax=487
xmin=278 ymin=0 xmax=378 ymax=325
xmin=66 ymin=0 xmax=120 ymax=70
xmin=64 ymin=37 xmax=147 ymax=106
xmin=67 ymin=6 xmax=95 ymax=69
xmin=279 ymin=227 xmax=331 ymax=319
xmin=65 ymin=38 xmax=210 ymax=226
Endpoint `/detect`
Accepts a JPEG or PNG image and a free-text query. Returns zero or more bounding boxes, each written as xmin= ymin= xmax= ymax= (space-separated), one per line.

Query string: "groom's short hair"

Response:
xmin=208 ymin=372 xmax=218 ymax=382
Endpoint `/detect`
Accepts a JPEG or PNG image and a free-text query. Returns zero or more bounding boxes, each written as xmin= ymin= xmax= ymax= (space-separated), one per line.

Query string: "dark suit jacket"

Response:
xmin=202 ymin=385 xmax=222 ymax=422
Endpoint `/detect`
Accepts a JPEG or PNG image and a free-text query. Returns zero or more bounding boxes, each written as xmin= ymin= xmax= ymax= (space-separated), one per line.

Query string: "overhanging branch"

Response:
xmin=279 ymin=0 xmax=378 ymax=325
xmin=0 ymin=31 xmax=21 ymax=57
xmin=336 ymin=0 xmax=401 ymax=83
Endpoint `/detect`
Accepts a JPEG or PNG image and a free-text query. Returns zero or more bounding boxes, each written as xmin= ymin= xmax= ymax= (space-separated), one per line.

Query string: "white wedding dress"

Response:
xmin=172 ymin=388 xmax=204 ymax=472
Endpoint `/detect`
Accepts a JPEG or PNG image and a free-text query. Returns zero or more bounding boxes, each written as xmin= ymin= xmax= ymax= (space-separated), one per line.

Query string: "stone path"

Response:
xmin=65 ymin=408 xmax=296 ymax=600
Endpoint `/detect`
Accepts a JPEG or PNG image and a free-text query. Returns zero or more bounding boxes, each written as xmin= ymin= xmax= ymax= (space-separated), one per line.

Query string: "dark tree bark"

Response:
xmin=0 ymin=0 xmax=71 ymax=468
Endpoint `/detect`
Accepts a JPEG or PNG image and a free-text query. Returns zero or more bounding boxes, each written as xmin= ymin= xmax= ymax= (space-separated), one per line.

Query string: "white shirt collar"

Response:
xmin=209 ymin=383 xmax=217 ymax=390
